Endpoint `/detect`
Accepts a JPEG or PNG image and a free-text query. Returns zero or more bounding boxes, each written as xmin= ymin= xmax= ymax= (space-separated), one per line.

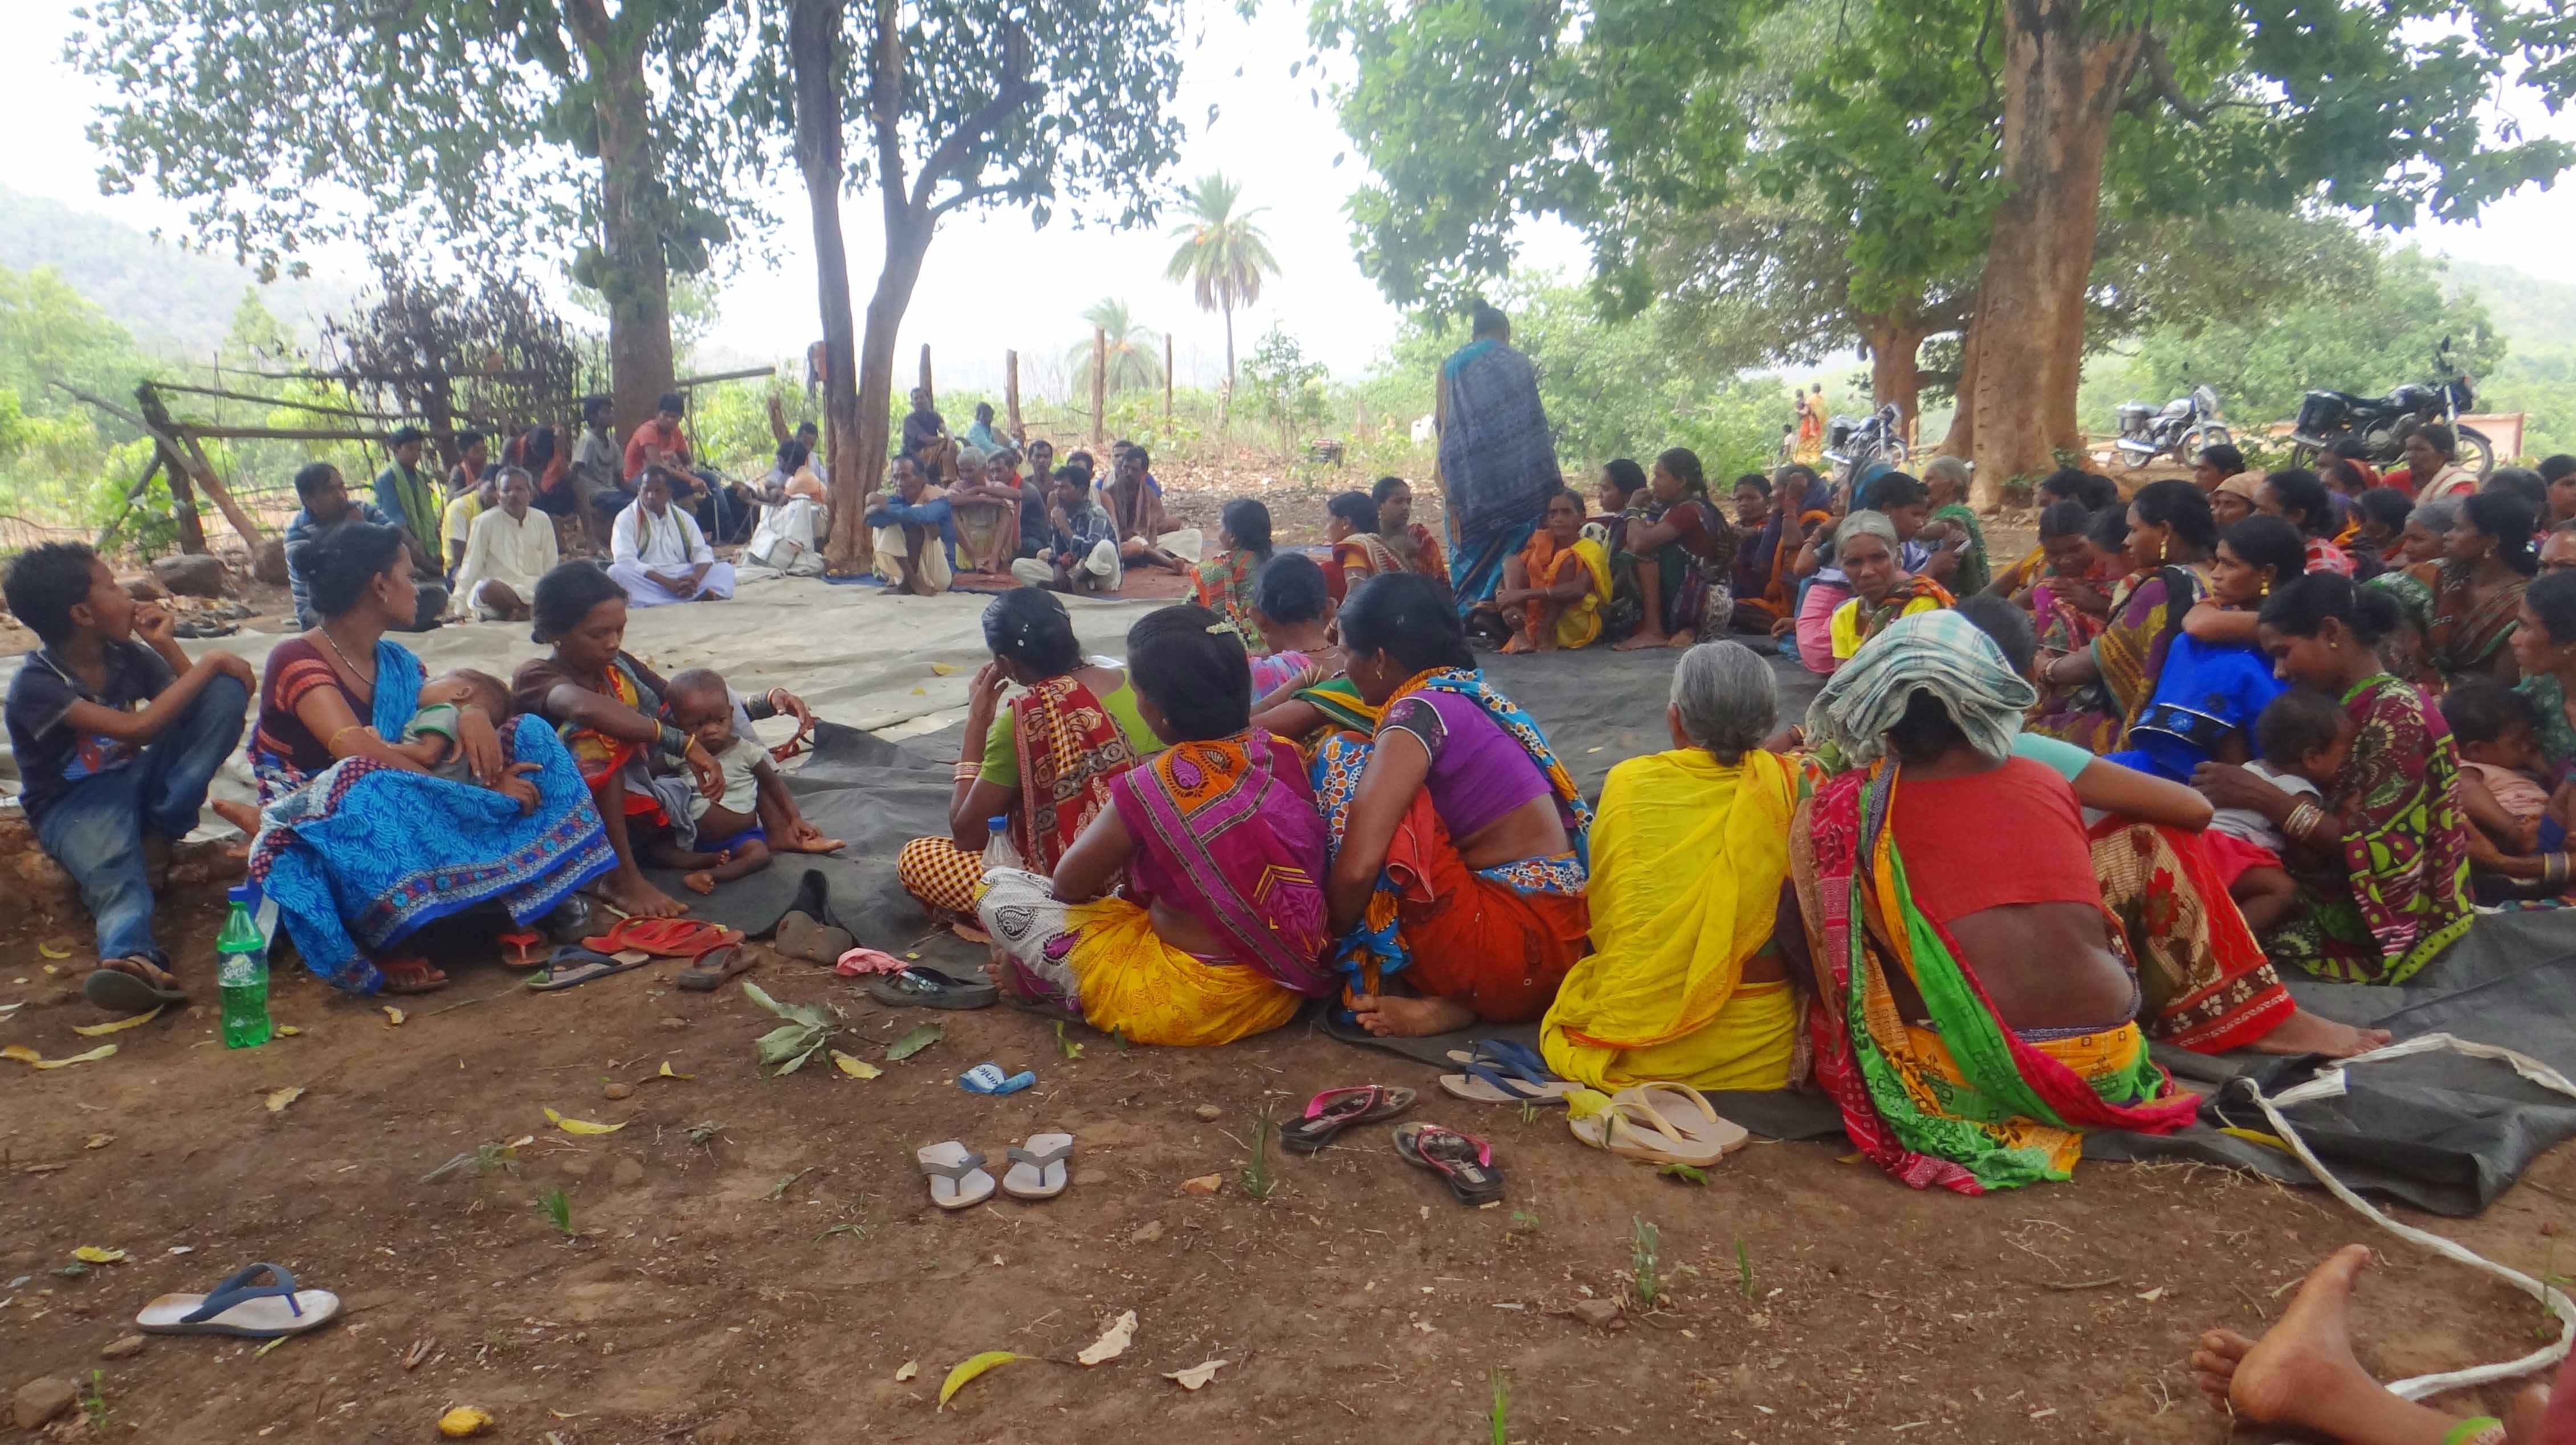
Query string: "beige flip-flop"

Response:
xmin=1567 ymin=1083 xmax=1750 ymax=1167
xmin=1000 ymin=1132 xmax=1075 ymax=1201
xmin=916 ymin=1141 xmax=996 ymax=1210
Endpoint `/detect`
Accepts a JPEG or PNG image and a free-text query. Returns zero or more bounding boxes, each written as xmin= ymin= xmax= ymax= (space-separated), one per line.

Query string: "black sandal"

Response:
xmin=1392 ymin=1122 xmax=1506 ymax=1206
xmin=82 ymin=958 xmax=189 ymax=1014
xmin=674 ymin=943 xmax=756 ymax=993
xmin=864 ymin=965 xmax=998 ymax=1011
xmin=1279 ymin=1085 xmax=1416 ymax=1154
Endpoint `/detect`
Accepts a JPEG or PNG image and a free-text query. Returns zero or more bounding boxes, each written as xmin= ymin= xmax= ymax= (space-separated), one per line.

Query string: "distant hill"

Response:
xmin=0 ymin=184 xmax=348 ymax=359
xmin=2443 ymin=258 xmax=2576 ymax=360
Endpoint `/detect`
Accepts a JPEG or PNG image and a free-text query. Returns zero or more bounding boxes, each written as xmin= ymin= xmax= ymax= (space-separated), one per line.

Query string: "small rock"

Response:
xmin=610 ymin=1157 xmax=646 ymax=1189
xmin=149 ymin=554 xmax=230 ymax=599
xmin=1180 ymin=1174 xmax=1222 ymax=1196
xmin=1073 ymin=1168 xmax=1108 ymax=1187
xmin=99 ymin=1335 xmax=146 ymax=1360
xmin=251 ymin=538 xmax=290 ymax=588
xmin=603 ymin=1082 xmax=635 ymax=1101
xmin=119 ymin=575 xmax=168 ymax=602
xmin=13 ymin=1375 xmax=78 ymax=1430
xmin=1130 ymin=1220 xmax=1165 ymax=1244
xmin=1192 ymin=1104 xmax=1222 ymax=1122
xmin=1566 ymin=1299 xmax=1624 ymax=1330
xmin=658 ymin=1017 xmax=689 ymax=1031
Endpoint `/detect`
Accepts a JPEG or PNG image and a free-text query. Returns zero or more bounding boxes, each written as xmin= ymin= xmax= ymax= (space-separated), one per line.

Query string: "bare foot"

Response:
xmin=2249 ymin=1007 xmax=2394 ymax=1059
xmin=682 ymin=870 xmax=718 ymax=896
xmin=1350 ymin=991 xmax=1478 ymax=1038
xmin=1665 ymin=628 xmax=1698 ymax=650
xmin=1501 ymin=632 xmax=1537 ymax=655
xmin=593 ymin=867 xmax=688 ymax=919
xmin=210 ymin=798 xmax=263 ymax=836
xmin=1613 ymin=630 xmax=1669 ymax=652
xmin=778 ymin=827 xmax=846 ymax=854
xmin=2191 ymin=1245 xmax=2383 ymax=1430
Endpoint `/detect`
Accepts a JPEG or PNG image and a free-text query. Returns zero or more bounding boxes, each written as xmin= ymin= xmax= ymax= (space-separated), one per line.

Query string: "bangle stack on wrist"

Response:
xmin=952 ymin=759 xmax=981 ymax=783
xmin=2284 ymin=799 xmax=2325 ymax=843
xmin=2545 ymin=852 xmax=2570 ymax=891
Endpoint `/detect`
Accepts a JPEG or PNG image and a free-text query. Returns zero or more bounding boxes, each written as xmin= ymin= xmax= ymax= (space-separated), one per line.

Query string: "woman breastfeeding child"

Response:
xmin=511 ymin=562 xmax=837 ymax=922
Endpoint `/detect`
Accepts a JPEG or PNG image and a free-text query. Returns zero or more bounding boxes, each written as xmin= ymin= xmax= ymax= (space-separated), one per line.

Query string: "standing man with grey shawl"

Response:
xmin=1437 ymin=300 xmax=1560 ymax=621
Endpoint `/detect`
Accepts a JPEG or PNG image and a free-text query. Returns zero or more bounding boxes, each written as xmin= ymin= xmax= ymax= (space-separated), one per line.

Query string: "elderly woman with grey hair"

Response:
xmin=1538 ymin=640 xmax=1806 ymax=1092
xmin=1825 ymin=509 xmax=1953 ymax=667
xmin=1920 ymin=454 xmax=1993 ymax=595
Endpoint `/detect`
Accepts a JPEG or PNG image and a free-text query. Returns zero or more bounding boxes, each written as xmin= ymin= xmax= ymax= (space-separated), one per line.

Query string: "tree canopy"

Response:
xmin=1071 ymin=299 xmax=1165 ymax=395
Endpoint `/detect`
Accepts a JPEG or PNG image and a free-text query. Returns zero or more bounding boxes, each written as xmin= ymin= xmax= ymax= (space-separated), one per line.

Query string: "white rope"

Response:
xmin=2232 ymin=1031 xmax=2576 ymax=1400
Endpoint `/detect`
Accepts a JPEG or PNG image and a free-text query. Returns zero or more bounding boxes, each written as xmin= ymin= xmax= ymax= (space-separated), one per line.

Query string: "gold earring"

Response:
xmin=2158 ymin=538 xmax=2169 ymax=565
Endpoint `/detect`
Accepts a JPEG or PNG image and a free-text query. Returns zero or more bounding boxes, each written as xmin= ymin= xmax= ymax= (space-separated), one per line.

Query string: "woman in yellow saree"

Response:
xmin=1540 ymin=641 xmax=1800 ymax=1092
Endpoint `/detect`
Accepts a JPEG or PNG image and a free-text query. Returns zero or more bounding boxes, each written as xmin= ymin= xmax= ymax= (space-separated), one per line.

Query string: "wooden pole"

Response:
xmin=156 ymin=438 xmax=210 ymax=554
xmin=1005 ymin=349 xmax=1022 ymax=443
xmin=918 ymin=344 xmax=934 ymax=409
xmin=94 ymin=452 xmax=165 ymax=551
xmin=1091 ymin=327 xmax=1107 ymax=446
xmin=1164 ymin=334 xmax=1174 ymax=434
xmin=133 ymin=383 xmax=269 ymax=551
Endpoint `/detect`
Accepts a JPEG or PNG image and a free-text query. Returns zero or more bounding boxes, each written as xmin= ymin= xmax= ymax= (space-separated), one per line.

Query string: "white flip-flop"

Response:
xmin=1567 ymin=1083 xmax=1751 ymax=1168
xmin=136 ymin=1263 xmax=341 ymax=1338
xmin=916 ymin=1141 xmax=996 ymax=1210
xmin=1000 ymin=1132 xmax=1075 ymax=1201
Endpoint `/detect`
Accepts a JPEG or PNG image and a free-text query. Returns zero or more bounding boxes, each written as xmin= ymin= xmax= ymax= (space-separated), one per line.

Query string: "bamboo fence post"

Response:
xmin=1091 ymin=328 xmax=1107 ymax=446
xmin=132 ymin=382 xmax=264 ymax=550
xmin=1164 ymin=334 xmax=1174 ymax=434
xmin=1005 ymin=350 xmax=1022 ymax=443
xmin=919 ymin=344 xmax=934 ymax=407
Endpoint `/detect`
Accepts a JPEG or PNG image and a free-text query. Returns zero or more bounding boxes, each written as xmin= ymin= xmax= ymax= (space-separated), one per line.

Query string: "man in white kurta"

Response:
xmin=609 ymin=468 xmax=737 ymax=606
xmin=453 ymin=468 xmax=560 ymax=621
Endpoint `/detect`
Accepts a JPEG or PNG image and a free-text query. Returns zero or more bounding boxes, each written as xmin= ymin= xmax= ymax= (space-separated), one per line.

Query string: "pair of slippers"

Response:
xmin=1437 ymin=1039 xmax=1580 ymax=1106
xmin=1567 ymin=1082 xmax=1750 ymax=1168
xmin=135 ymin=1263 xmax=339 ymax=1339
xmin=1270 ymin=1085 xmax=1495 ymax=1205
xmin=916 ymin=1134 xmax=1074 ymax=1209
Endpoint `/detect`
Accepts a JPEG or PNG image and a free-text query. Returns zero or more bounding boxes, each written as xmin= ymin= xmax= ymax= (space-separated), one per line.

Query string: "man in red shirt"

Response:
xmin=624 ymin=391 xmax=693 ymax=481
xmin=622 ymin=391 xmax=751 ymax=541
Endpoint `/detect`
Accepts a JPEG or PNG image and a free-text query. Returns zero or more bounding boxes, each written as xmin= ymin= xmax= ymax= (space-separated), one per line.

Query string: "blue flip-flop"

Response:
xmin=959 ymin=1062 xmax=1036 ymax=1096
xmin=1438 ymin=1040 xmax=1579 ymax=1106
xmin=135 ymin=1263 xmax=340 ymax=1338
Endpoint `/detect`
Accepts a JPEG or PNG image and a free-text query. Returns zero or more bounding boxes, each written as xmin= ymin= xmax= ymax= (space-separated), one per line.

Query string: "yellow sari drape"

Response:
xmin=1539 ymin=747 xmax=1799 ymax=1091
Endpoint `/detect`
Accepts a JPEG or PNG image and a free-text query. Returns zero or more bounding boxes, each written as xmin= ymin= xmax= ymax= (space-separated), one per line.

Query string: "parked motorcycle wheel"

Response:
xmin=2120 ymin=444 xmax=2158 ymax=470
xmin=2286 ymin=442 xmax=2321 ymax=471
xmin=2458 ymin=426 xmax=2496 ymax=481
xmin=2202 ymin=426 xmax=2232 ymax=450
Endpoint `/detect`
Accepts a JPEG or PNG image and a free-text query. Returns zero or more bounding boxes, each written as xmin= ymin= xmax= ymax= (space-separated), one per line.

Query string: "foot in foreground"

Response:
xmin=1350 ymin=991 xmax=1477 ymax=1038
xmin=2248 ymin=1007 xmax=2394 ymax=1059
xmin=593 ymin=867 xmax=688 ymax=920
xmin=2191 ymin=1244 xmax=2548 ymax=1444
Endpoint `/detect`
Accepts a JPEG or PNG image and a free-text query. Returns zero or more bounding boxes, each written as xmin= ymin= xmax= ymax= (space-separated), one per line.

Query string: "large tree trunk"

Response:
xmin=572 ymin=0 xmax=677 ymax=438
xmin=1858 ymin=313 xmax=1927 ymax=446
xmin=1937 ymin=304 xmax=1982 ymax=459
xmin=839 ymin=219 xmax=934 ymax=564
xmin=790 ymin=0 xmax=871 ymax=572
xmin=1964 ymin=0 xmax=2138 ymax=509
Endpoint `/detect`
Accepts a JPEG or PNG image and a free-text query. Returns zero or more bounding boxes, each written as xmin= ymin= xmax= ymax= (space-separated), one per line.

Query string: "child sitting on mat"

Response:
xmin=653 ymin=668 xmax=841 ymax=894
xmin=2201 ymin=689 xmax=2351 ymax=935
xmin=2440 ymin=681 xmax=2575 ymax=897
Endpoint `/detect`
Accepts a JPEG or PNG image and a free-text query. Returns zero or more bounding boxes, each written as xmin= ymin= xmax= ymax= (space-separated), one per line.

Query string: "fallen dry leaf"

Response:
xmin=265 ymin=1085 xmax=305 ymax=1114
xmin=275 ymin=1025 xmax=301 ymax=1037
xmin=72 ymin=1246 xmax=128 ymax=1264
xmin=382 ymin=1006 xmax=406 ymax=1027
xmin=829 ymin=1049 xmax=882 ymax=1080
xmin=1180 ymin=1174 xmax=1222 ymax=1196
xmin=84 ymin=1134 xmax=113 ymax=1150
xmin=928 ymin=661 xmax=958 ymax=676
xmin=895 ymin=1360 xmax=919 ymax=1382
xmin=404 ymin=1337 xmax=435 ymax=1371
xmin=1076 ymin=1309 xmax=1138 ymax=1366
xmin=2136 ymin=1286 xmax=2166 ymax=1303
xmin=72 ymin=1005 xmax=165 ymax=1036
xmin=653 ymin=1061 xmax=694 ymax=1080
xmin=38 ymin=937 xmax=74 ymax=959
xmin=543 ymin=1107 xmax=626 ymax=1135
xmin=436 ymin=1405 xmax=493 ymax=1437
xmin=1164 ymin=1359 xmax=1229 ymax=1391
xmin=2 ymin=1043 xmax=118 ymax=1070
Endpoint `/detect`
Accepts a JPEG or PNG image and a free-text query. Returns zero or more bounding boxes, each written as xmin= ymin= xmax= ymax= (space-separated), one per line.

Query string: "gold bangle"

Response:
xmin=328 ymin=723 xmax=368 ymax=750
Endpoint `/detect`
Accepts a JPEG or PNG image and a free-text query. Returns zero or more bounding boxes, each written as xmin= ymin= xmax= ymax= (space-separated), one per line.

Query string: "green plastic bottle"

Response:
xmin=216 ymin=887 xmax=271 ymax=1050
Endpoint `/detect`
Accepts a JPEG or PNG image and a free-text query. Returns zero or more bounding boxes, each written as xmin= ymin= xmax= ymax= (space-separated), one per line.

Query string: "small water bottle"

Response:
xmin=216 ymin=886 xmax=271 ymax=1050
xmin=981 ymin=813 xmax=1020 ymax=871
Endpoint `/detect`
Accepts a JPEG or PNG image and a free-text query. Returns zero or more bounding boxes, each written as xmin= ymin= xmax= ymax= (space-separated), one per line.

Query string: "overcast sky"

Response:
xmin=5 ymin=0 xmax=2571 ymax=396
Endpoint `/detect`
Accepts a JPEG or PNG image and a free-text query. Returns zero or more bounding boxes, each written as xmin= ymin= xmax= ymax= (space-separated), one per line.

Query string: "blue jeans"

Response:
xmin=35 ymin=675 xmax=248 ymax=966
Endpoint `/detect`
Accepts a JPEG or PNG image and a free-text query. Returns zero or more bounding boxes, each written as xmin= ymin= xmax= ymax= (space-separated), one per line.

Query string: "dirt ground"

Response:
xmin=5 ymin=462 xmax=2563 ymax=1444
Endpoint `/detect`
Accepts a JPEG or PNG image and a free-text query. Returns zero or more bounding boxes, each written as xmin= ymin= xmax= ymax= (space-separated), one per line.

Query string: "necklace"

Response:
xmin=320 ymin=626 xmax=377 ymax=693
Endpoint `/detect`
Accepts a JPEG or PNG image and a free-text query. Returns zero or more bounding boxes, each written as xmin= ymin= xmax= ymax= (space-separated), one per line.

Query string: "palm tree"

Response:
xmin=1164 ymin=172 xmax=1279 ymax=391
xmin=1068 ymin=297 xmax=1165 ymax=395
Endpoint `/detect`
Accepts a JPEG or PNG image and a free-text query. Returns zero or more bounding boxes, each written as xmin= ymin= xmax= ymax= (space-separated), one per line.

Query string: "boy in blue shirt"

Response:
xmin=3 ymin=544 xmax=254 ymax=1013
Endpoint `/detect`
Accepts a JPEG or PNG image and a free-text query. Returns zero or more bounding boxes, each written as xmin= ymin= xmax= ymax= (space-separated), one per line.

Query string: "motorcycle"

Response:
xmin=2112 ymin=383 xmax=2229 ymax=469
xmin=2288 ymin=338 xmax=2492 ymax=482
xmin=1822 ymin=402 xmax=1906 ymax=485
